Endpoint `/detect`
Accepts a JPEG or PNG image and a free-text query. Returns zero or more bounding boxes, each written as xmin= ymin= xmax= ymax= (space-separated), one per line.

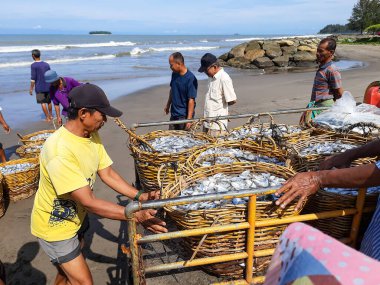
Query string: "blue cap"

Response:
xmin=44 ymin=70 xmax=60 ymax=83
xmin=198 ymin=53 xmax=218 ymax=73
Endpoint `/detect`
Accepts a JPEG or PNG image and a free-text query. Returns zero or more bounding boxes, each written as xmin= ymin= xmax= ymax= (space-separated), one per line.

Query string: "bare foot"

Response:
xmin=44 ymin=117 xmax=52 ymax=122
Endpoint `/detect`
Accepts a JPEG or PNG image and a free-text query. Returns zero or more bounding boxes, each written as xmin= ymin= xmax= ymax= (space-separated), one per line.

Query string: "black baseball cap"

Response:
xmin=68 ymin=83 xmax=123 ymax=117
xmin=198 ymin=53 xmax=218 ymax=72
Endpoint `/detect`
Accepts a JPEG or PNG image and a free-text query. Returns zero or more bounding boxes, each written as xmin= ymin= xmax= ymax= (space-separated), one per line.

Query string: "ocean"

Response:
xmin=0 ymin=34 xmax=365 ymax=128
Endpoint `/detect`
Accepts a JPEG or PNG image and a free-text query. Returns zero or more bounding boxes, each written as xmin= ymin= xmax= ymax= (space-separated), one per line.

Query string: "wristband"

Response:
xmin=133 ymin=190 xmax=144 ymax=201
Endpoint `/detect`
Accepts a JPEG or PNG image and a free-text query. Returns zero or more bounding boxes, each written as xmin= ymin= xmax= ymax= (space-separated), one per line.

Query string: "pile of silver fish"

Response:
xmin=196 ymin=147 xmax=284 ymax=167
xmin=299 ymin=141 xmax=355 ymax=156
xmin=0 ymin=162 xmax=36 ymax=175
xmin=227 ymin=125 xmax=303 ymax=141
xmin=324 ymin=186 xmax=380 ymax=196
xmin=30 ymin=132 xmax=52 ymax=141
xmin=25 ymin=144 xmax=43 ymax=152
xmin=142 ymin=135 xmax=206 ymax=153
xmin=174 ymin=171 xmax=285 ymax=211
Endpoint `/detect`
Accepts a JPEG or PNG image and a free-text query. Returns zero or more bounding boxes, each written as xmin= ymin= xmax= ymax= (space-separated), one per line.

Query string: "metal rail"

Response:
xmin=124 ymin=187 xmax=373 ymax=285
xmin=130 ymin=107 xmax=329 ymax=129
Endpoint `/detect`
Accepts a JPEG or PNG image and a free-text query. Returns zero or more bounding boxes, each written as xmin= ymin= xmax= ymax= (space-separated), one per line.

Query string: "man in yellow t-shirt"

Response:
xmin=31 ymin=83 xmax=167 ymax=285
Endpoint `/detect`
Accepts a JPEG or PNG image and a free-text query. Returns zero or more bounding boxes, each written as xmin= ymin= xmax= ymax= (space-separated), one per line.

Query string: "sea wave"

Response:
xmin=225 ymin=34 xmax=330 ymax=42
xmin=0 ymin=55 xmax=116 ymax=68
xmin=0 ymin=41 xmax=136 ymax=53
xmin=130 ymin=46 xmax=220 ymax=56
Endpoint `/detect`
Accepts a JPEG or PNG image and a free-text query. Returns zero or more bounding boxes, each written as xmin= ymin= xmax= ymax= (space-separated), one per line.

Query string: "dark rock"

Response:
xmin=293 ymin=51 xmax=316 ymax=62
xmin=229 ymin=43 xmax=247 ymax=58
xmin=262 ymin=42 xmax=282 ymax=59
xmin=227 ymin=57 xmax=258 ymax=69
xmin=272 ymin=55 xmax=290 ymax=67
xmin=295 ymin=61 xmax=318 ymax=68
xmin=219 ymin=52 xmax=229 ymax=61
xmin=252 ymin=57 xmax=274 ymax=69
xmin=245 ymin=41 xmax=261 ymax=51
xmin=281 ymin=45 xmax=297 ymax=55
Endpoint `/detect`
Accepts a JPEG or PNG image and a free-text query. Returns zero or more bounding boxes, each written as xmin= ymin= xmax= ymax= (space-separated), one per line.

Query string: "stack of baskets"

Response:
xmin=16 ymin=141 xmax=45 ymax=158
xmin=0 ymin=157 xmax=40 ymax=202
xmin=162 ymin=162 xmax=299 ymax=279
xmin=186 ymin=140 xmax=293 ymax=173
xmin=0 ymin=173 xmax=5 ymax=218
xmin=18 ymin=129 xmax=55 ymax=145
xmin=128 ymin=129 xmax=214 ymax=192
xmin=289 ymin=134 xmax=374 ymax=172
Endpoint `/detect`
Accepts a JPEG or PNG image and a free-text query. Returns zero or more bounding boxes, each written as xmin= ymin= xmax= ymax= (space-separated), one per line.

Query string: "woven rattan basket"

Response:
xmin=290 ymin=134 xmax=375 ymax=172
xmin=0 ymin=157 xmax=40 ymax=202
xmin=16 ymin=141 xmax=44 ymax=158
xmin=186 ymin=140 xmax=293 ymax=172
xmin=302 ymin=188 xmax=379 ymax=241
xmin=162 ymin=162 xmax=299 ymax=279
xmin=18 ymin=129 xmax=55 ymax=145
xmin=0 ymin=173 xmax=5 ymax=218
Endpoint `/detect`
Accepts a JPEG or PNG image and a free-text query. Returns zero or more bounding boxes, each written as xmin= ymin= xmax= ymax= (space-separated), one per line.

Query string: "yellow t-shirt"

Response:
xmin=31 ymin=126 xmax=113 ymax=242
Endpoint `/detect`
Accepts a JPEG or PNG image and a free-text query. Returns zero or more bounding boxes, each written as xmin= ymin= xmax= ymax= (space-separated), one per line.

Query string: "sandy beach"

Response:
xmin=1 ymin=44 xmax=380 ymax=285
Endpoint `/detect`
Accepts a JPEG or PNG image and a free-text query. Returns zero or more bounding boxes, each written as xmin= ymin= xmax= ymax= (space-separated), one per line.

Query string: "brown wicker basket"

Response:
xmin=18 ymin=129 xmax=55 ymax=145
xmin=16 ymin=141 xmax=45 ymax=158
xmin=0 ymin=173 xmax=5 ymax=218
xmin=0 ymin=157 xmax=40 ymax=202
xmin=302 ymin=188 xmax=379 ymax=241
xmin=186 ymin=140 xmax=293 ymax=173
xmin=290 ymin=134 xmax=375 ymax=172
xmin=162 ymin=162 xmax=299 ymax=279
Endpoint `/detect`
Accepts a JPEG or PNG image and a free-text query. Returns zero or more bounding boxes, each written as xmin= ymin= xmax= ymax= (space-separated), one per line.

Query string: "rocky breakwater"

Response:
xmin=219 ymin=37 xmax=322 ymax=71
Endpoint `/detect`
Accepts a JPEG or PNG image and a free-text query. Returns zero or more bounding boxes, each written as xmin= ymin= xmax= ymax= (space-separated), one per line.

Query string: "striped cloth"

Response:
xmin=360 ymin=161 xmax=380 ymax=260
xmin=311 ymin=61 xmax=342 ymax=102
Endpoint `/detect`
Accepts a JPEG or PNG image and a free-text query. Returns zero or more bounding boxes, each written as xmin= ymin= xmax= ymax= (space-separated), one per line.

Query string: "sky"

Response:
xmin=0 ymin=0 xmax=358 ymax=35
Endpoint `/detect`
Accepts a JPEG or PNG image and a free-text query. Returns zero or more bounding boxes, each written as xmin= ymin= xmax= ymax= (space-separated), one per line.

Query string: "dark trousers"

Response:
xmin=169 ymin=116 xmax=187 ymax=130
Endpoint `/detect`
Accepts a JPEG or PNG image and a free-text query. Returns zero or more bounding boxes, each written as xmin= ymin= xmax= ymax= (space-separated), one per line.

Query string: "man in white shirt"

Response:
xmin=198 ymin=53 xmax=237 ymax=136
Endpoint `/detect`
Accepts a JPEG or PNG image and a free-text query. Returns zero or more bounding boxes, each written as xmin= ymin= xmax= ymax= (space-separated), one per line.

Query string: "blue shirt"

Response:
xmin=170 ymin=70 xmax=197 ymax=119
xmin=31 ymin=61 xmax=51 ymax=93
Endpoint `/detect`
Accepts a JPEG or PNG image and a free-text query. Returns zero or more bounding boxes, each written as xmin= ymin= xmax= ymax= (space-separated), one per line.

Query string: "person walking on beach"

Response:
xmin=29 ymin=49 xmax=53 ymax=122
xmin=45 ymin=70 xmax=82 ymax=126
xmin=301 ymin=37 xmax=343 ymax=125
xmin=275 ymin=139 xmax=380 ymax=261
xmin=31 ymin=83 xmax=167 ymax=285
xmin=164 ymin=52 xmax=198 ymax=130
xmin=198 ymin=53 xmax=237 ymax=137
xmin=0 ymin=107 xmax=11 ymax=163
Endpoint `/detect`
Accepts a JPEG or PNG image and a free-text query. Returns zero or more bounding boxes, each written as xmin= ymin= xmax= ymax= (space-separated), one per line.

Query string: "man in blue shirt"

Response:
xmin=164 ymin=52 xmax=198 ymax=130
xmin=29 ymin=49 xmax=53 ymax=122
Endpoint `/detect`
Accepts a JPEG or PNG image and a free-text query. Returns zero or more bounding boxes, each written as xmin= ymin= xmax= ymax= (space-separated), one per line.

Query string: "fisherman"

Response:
xmin=275 ymin=139 xmax=380 ymax=261
xmin=164 ymin=52 xmax=198 ymax=130
xmin=44 ymin=70 xmax=82 ymax=126
xmin=300 ymin=37 xmax=344 ymax=125
xmin=29 ymin=49 xmax=53 ymax=122
xmin=31 ymin=84 xmax=167 ymax=285
xmin=198 ymin=53 xmax=237 ymax=137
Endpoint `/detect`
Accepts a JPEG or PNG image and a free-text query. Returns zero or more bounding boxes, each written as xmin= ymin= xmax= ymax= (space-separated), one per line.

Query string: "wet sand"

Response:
xmin=0 ymin=44 xmax=380 ymax=285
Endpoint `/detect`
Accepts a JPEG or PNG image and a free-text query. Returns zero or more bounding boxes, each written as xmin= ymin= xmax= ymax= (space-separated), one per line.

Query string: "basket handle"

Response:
xmin=188 ymin=119 xmax=205 ymax=135
xmin=113 ymin=118 xmax=156 ymax=152
xmin=205 ymin=118 xmax=230 ymax=136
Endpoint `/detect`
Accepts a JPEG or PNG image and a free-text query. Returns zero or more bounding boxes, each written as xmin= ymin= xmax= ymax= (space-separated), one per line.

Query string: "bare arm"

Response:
xmin=70 ymin=185 xmax=167 ymax=233
xmin=320 ymin=139 xmax=380 ymax=170
xmin=275 ymin=163 xmax=380 ymax=211
xmin=0 ymin=112 xmax=10 ymax=133
xmin=333 ymin=87 xmax=344 ymax=100
xmin=185 ymin=98 xmax=195 ymax=130
xmin=54 ymin=104 xmax=62 ymax=125
xmin=164 ymin=89 xmax=172 ymax=115
xmin=30 ymin=81 xmax=35 ymax=95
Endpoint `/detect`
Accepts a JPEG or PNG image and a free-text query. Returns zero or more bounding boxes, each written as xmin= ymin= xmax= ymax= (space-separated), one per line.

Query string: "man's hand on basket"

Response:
xmin=319 ymin=153 xmax=353 ymax=170
xmin=139 ymin=190 xmax=160 ymax=201
xmin=185 ymin=122 xmax=193 ymax=131
xmin=275 ymin=172 xmax=322 ymax=211
xmin=135 ymin=209 xmax=167 ymax=233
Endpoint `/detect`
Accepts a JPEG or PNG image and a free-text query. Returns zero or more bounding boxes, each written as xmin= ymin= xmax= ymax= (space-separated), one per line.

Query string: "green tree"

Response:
xmin=319 ymin=24 xmax=352 ymax=34
xmin=348 ymin=0 xmax=380 ymax=34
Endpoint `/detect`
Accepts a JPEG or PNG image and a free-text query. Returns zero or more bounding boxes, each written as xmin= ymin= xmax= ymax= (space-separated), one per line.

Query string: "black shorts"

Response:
xmin=36 ymin=92 xmax=51 ymax=104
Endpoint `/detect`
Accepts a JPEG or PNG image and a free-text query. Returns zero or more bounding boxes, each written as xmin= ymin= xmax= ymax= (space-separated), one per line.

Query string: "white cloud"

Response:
xmin=33 ymin=25 xmax=42 ymax=30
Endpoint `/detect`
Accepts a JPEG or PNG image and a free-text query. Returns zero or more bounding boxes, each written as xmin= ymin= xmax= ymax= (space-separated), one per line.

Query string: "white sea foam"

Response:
xmin=130 ymin=45 xmax=219 ymax=56
xmin=0 ymin=55 xmax=116 ymax=68
xmin=225 ymin=34 xmax=331 ymax=42
xmin=0 ymin=41 xmax=136 ymax=53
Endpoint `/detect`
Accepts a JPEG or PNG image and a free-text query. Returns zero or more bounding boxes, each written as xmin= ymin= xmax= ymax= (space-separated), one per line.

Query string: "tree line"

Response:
xmin=319 ymin=0 xmax=380 ymax=34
